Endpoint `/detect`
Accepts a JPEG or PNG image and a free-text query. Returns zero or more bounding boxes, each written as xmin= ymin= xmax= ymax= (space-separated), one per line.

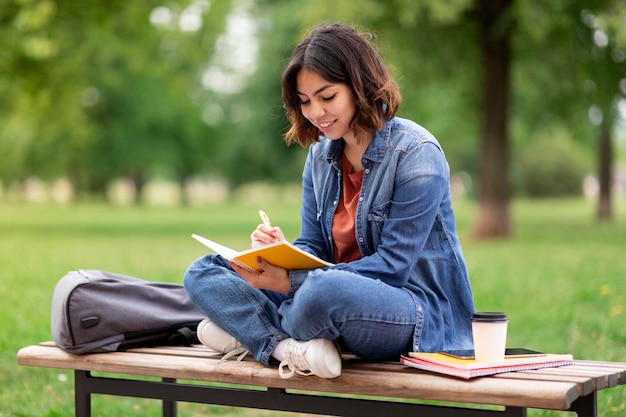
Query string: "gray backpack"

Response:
xmin=51 ymin=269 xmax=206 ymax=354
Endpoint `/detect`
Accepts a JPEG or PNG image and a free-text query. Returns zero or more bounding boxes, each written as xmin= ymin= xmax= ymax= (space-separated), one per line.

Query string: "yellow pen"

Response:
xmin=259 ymin=210 xmax=279 ymax=242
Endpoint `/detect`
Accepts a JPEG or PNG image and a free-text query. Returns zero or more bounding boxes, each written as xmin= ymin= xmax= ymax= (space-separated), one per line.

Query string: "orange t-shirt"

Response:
xmin=332 ymin=154 xmax=363 ymax=263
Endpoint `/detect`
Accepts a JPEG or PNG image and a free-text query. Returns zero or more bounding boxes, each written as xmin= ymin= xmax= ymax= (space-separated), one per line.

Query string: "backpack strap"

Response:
xmin=168 ymin=325 xmax=200 ymax=346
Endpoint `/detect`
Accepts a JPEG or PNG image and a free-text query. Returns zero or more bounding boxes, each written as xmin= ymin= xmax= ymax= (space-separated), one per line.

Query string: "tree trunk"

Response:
xmin=471 ymin=0 xmax=513 ymax=239
xmin=597 ymin=120 xmax=612 ymax=220
xmin=129 ymin=171 xmax=146 ymax=205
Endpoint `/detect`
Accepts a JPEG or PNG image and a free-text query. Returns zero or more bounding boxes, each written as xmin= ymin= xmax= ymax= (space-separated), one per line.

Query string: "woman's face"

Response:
xmin=296 ymin=69 xmax=357 ymax=143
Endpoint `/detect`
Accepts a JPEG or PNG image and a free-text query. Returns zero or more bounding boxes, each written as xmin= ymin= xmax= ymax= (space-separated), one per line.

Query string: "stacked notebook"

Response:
xmin=401 ymin=351 xmax=573 ymax=379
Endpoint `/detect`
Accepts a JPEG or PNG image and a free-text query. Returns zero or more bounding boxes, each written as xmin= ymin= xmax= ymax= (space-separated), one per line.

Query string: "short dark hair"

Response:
xmin=281 ymin=23 xmax=401 ymax=147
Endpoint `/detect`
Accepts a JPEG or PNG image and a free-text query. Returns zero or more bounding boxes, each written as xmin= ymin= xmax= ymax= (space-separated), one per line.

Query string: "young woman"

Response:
xmin=184 ymin=23 xmax=475 ymax=379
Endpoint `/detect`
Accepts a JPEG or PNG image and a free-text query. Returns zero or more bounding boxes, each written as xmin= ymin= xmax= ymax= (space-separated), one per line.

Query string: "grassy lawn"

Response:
xmin=2 ymin=196 xmax=625 ymax=416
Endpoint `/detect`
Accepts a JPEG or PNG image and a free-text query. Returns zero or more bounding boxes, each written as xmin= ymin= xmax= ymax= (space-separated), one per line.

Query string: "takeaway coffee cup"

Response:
xmin=471 ymin=312 xmax=509 ymax=362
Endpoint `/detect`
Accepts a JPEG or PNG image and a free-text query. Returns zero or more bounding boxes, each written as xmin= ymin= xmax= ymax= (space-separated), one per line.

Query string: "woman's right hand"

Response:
xmin=250 ymin=224 xmax=285 ymax=248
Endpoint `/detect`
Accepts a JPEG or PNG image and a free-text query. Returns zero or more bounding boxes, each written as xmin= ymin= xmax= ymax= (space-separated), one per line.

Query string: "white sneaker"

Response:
xmin=278 ymin=338 xmax=342 ymax=379
xmin=197 ymin=319 xmax=249 ymax=361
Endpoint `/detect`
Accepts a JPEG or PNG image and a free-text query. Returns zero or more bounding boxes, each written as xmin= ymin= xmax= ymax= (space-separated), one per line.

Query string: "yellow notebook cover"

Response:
xmin=192 ymin=234 xmax=334 ymax=272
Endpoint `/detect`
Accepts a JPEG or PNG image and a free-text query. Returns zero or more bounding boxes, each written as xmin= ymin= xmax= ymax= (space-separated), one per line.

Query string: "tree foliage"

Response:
xmin=0 ymin=0 xmax=233 ymax=198
xmin=0 ymin=0 xmax=625 ymax=228
xmin=206 ymin=0 xmax=309 ymax=187
xmin=289 ymin=0 xmax=626 ymax=234
xmin=516 ymin=127 xmax=591 ymax=197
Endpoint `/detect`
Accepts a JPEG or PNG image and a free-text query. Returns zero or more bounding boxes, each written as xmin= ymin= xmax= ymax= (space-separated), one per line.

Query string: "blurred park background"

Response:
xmin=2 ymin=0 xmax=626 ymax=416
xmin=1 ymin=0 xmax=625 ymax=231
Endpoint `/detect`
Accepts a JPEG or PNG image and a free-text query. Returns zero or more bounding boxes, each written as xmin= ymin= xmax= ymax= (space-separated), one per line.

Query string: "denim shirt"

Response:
xmin=289 ymin=116 xmax=475 ymax=352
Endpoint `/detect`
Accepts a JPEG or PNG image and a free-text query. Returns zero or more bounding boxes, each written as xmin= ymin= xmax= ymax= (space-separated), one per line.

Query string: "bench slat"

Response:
xmin=527 ymin=366 xmax=615 ymax=389
xmin=492 ymin=371 xmax=594 ymax=396
xmin=574 ymin=360 xmax=626 ymax=384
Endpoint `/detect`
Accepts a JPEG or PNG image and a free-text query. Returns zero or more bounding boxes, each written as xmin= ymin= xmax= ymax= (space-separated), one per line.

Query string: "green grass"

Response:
xmin=2 ymin=196 xmax=625 ymax=416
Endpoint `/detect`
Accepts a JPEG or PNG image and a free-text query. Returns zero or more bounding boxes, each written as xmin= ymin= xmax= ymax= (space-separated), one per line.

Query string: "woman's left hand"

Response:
xmin=228 ymin=257 xmax=291 ymax=294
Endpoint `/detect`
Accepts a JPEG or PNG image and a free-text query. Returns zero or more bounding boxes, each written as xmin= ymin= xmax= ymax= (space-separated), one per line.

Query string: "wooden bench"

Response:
xmin=17 ymin=342 xmax=626 ymax=417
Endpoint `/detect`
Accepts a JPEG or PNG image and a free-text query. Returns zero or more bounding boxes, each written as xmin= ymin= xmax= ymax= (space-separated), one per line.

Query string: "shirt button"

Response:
xmin=364 ymin=169 xmax=370 ymax=174
xmin=359 ymin=196 xmax=363 ymax=202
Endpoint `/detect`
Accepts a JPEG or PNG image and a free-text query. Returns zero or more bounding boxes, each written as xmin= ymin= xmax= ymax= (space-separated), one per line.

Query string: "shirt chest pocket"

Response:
xmin=367 ymin=201 xmax=391 ymax=247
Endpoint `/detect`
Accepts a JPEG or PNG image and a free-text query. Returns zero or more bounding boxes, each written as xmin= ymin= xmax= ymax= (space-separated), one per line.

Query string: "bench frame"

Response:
xmin=74 ymin=370 xmax=597 ymax=417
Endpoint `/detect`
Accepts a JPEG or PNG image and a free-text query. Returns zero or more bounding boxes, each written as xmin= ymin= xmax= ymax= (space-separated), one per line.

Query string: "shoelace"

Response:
xmin=278 ymin=341 xmax=313 ymax=379
xmin=218 ymin=346 xmax=249 ymax=363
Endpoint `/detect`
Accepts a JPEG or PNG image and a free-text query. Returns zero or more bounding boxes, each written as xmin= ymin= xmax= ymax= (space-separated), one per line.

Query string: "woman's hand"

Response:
xmin=228 ymin=257 xmax=291 ymax=294
xmin=250 ymin=223 xmax=285 ymax=248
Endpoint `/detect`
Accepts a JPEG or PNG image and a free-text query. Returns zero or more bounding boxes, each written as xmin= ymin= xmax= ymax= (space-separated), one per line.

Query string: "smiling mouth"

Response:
xmin=317 ymin=121 xmax=334 ymax=129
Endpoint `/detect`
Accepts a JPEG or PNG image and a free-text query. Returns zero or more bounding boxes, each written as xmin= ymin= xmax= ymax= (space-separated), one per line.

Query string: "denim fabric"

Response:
xmin=184 ymin=254 xmax=416 ymax=365
xmin=184 ymin=116 xmax=475 ymax=365
xmin=291 ymin=116 xmax=475 ymax=353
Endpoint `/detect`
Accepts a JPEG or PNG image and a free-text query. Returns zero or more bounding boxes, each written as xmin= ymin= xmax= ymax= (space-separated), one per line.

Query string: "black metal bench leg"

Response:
xmin=570 ymin=392 xmax=597 ymax=417
xmin=162 ymin=378 xmax=177 ymax=417
xmin=503 ymin=406 xmax=526 ymax=417
xmin=74 ymin=371 xmax=91 ymax=417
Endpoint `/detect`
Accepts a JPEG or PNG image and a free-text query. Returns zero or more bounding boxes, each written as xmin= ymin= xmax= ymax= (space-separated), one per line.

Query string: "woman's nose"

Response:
xmin=309 ymin=100 xmax=325 ymax=119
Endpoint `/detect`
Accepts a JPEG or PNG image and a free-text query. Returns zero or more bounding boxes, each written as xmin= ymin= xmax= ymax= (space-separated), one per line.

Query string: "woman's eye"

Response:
xmin=322 ymin=94 xmax=336 ymax=102
xmin=300 ymin=99 xmax=310 ymax=105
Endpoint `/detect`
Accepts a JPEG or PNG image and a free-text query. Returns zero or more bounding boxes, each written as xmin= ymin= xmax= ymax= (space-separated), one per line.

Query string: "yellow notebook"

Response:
xmin=191 ymin=234 xmax=334 ymax=272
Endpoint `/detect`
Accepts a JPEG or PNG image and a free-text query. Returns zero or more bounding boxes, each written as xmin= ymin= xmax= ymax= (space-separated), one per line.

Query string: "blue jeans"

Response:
xmin=184 ymin=254 xmax=417 ymax=366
